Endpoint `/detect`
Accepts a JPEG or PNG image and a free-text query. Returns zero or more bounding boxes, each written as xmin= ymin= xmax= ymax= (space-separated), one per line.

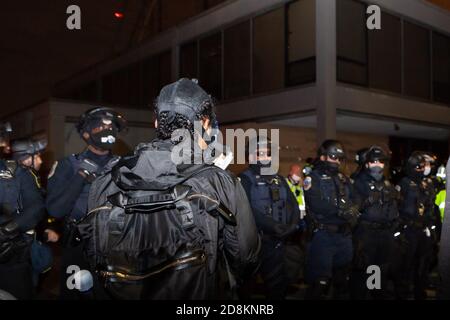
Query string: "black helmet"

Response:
xmin=355 ymin=148 xmax=369 ymax=166
xmin=11 ymin=138 xmax=47 ymax=161
xmin=364 ymin=146 xmax=389 ymax=164
xmin=246 ymin=136 xmax=272 ymax=158
xmin=156 ymin=78 xmax=215 ymax=123
xmin=421 ymin=151 xmax=437 ymax=165
xmin=318 ymin=140 xmax=345 ymax=160
xmin=76 ymin=107 xmax=127 ymax=135
xmin=406 ymin=151 xmax=426 ymax=174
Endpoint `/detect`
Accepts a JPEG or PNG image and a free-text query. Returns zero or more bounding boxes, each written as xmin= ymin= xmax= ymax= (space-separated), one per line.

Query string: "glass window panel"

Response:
xmin=368 ymin=12 xmax=401 ymax=93
xmin=253 ymin=7 xmax=285 ymax=94
xmin=199 ymin=32 xmax=222 ymax=100
xmin=404 ymin=21 xmax=431 ymax=99
xmin=224 ymin=21 xmax=250 ymax=99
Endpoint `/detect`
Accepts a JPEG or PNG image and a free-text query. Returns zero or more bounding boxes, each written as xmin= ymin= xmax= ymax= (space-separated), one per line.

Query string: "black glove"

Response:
xmin=367 ymin=192 xmax=381 ymax=206
xmin=0 ymin=221 xmax=20 ymax=243
xmin=78 ymin=158 xmax=99 ymax=183
xmin=338 ymin=203 xmax=360 ymax=227
xmin=0 ymin=221 xmax=21 ymax=263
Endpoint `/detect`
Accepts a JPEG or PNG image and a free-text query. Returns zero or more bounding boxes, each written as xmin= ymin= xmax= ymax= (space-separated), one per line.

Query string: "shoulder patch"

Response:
xmin=304 ymin=176 xmax=312 ymax=191
xmin=48 ymin=161 xmax=58 ymax=179
xmin=395 ymin=185 xmax=401 ymax=192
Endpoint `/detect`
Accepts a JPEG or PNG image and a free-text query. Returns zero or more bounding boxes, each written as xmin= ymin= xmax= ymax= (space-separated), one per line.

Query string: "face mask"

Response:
xmin=424 ymin=166 xmax=431 ymax=176
xmin=89 ymin=127 xmax=117 ymax=150
xmin=291 ymin=174 xmax=301 ymax=183
xmin=368 ymin=166 xmax=384 ymax=181
xmin=325 ymin=161 xmax=339 ymax=174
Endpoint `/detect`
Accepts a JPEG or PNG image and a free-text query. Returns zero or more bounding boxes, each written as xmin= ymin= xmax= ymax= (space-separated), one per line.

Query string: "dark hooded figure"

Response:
xmin=80 ymin=78 xmax=260 ymax=300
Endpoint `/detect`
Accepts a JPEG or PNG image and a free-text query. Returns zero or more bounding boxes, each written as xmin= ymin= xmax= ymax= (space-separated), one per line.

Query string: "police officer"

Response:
xmin=0 ymin=136 xmax=46 ymax=299
xmin=240 ymin=138 xmax=301 ymax=299
xmin=349 ymin=146 xmax=399 ymax=299
xmin=304 ymin=140 xmax=359 ymax=299
xmin=395 ymin=151 xmax=438 ymax=299
xmin=46 ymin=107 xmax=126 ymax=299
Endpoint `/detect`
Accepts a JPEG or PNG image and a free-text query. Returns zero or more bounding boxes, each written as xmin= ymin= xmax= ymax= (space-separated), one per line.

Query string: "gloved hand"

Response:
xmin=0 ymin=221 xmax=20 ymax=243
xmin=338 ymin=203 xmax=360 ymax=227
xmin=367 ymin=192 xmax=381 ymax=206
xmin=0 ymin=221 xmax=20 ymax=263
xmin=78 ymin=158 xmax=99 ymax=183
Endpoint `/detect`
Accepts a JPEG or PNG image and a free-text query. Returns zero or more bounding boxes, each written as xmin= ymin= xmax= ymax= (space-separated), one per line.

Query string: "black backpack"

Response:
xmin=78 ymin=150 xmax=236 ymax=300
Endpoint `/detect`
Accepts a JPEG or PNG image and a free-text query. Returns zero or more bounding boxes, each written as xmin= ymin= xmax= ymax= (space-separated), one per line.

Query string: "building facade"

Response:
xmin=4 ymin=0 xmax=450 ymax=175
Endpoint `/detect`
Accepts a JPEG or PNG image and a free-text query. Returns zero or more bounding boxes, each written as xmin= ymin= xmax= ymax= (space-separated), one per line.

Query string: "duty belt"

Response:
xmin=315 ymin=223 xmax=350 ymax=234
xmin=359 ymin=220 xmax=393 ymax=230
xmin=98 ymin=249 xmax=206 ymax=282
xmin=403 ymin=220 xmax=426 ymax=230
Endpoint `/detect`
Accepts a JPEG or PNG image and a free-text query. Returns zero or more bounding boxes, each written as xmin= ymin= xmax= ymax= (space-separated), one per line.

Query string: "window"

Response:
xmin=127 ymin=62 xmax=143 ymax=107
xmin=287 ymin=0 xmax=316 ymax=86
xmin=224 ymin=21 xmax=250 ymax=99
xmin=253 ymin=7 xmax=285 ymax=94
xmin=142 ymin=51 xmax=172 ymax=108
xmin=142 ymin=56 xmax=159 ymax=107
xmin=368 ymin=12 xmax=401 ymax=93
xmin=404 ymin=22 xmax=430 ymax=99
xmin=432 ymin=32 xmax=450 ymax=104
xmin=180 ymin=41 xmax=198 ymax=79
xmin=158 ymin=51 xmax=172 ymax=92
xmin=337 ymin=0 xmax=367 ymax=86
xmin=199 ymin=32 xmax=222 ymax=100
xmin=102 ymin=68 xmax=130 ymax=106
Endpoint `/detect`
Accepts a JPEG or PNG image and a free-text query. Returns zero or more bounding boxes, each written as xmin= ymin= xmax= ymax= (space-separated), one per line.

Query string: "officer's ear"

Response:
xmin=320 ymin=155 xmax=326 ymax=161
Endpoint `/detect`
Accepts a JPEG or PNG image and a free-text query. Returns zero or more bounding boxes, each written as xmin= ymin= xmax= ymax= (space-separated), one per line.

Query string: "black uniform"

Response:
xmin=46 ymin=149 xmax=114 ymax=299
xmin=395 ymin=173 xmax=436 ymax=299
xmin=240 ymin=165 xmax=301 ymax=299
xmin=304 ymin=160 xmax=357 ymax=299
xmin=350 ymin=169 xmax=399 ymax=299
xmin=82 ymin=139 xmax=261 ymax=299
xmin=0 ymin=160 xmax=45 ymax=299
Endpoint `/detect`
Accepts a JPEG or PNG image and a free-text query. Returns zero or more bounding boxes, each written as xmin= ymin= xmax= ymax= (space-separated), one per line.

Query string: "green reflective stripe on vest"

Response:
xmin=436 ymin=189 xmax=446 ymax=222
xmin=286 ymin=178 xmax=305 ymax=209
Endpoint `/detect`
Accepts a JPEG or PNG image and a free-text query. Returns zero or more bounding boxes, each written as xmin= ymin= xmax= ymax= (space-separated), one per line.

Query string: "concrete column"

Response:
xmin=315 ymin=0 xmax=337 ymax=146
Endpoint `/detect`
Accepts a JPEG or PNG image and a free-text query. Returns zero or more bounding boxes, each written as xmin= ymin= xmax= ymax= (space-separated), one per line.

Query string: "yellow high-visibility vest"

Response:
xmin=435 ymin=189 xmax=446 ymax=222
xmin=286 ymin=178 xmax=306 ymax=217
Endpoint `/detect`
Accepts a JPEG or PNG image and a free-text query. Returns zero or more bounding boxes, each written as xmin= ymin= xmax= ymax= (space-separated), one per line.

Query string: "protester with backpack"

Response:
xmin=46 ymin=107 xmax=127 ymax=299
xmin=79 ymin=78 xmax=260 ymax=300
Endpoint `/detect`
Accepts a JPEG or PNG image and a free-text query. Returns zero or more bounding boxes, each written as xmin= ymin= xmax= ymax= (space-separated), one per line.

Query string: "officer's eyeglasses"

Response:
xmin=328 ymin=154 xmax=343 ymax=161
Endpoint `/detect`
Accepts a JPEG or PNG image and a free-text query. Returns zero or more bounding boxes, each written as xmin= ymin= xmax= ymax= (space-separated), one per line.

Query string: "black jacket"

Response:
xmin=83 ymin=139 xmax=260 ymax=299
